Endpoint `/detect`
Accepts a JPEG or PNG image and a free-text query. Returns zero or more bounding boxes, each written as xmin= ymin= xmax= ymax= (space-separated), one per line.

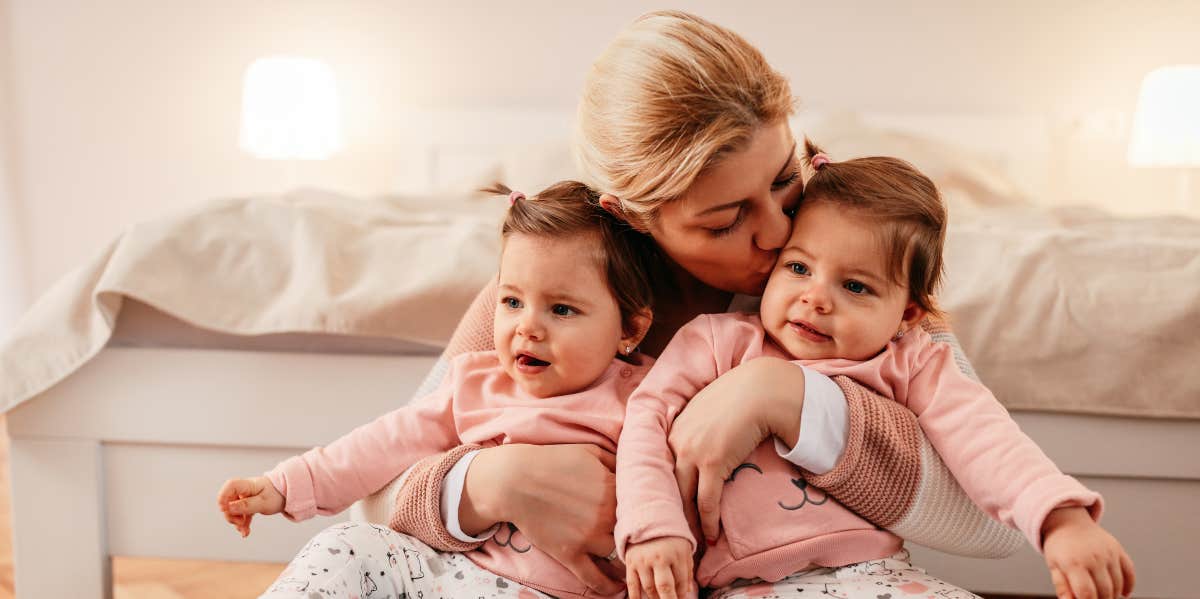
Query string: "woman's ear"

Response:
xmin=898 ymin=301 xmax=926 ymax=336
xmin=620 ymin=308 xmax=654 ymax=354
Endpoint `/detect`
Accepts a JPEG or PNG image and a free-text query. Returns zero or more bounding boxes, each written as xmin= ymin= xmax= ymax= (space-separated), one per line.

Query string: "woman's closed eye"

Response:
xmin=771 ymin=168 xmax=800 ymax=192
xmin=706 ymin=207 xmax=746 ymax=238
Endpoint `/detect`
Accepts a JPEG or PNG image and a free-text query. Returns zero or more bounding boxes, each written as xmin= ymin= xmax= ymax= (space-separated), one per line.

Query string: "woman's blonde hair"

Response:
xmin=574 ymin=10 xmax=794 ymax=229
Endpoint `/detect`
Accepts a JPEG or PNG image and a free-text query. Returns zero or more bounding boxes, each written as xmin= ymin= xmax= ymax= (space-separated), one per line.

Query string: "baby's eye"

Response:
xmin=552 ymin=304 xmax=577 ymax=317
xmin=503 ymin=297 xmax=522 ymax=309
xmin=844 ymin=280 xmax=870 ymax=295
xmin=787 ymin=262 xmax=809 ymax=276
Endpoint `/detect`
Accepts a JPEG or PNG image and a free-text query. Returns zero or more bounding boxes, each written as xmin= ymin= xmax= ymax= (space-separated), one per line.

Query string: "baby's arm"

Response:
xmin=618 ymin=316 xmax=724 ymax=599
xmin=216 ymin=363 xmax=461 ymax=535
xmin=906 ymin=342 xmax=1133 ymax=597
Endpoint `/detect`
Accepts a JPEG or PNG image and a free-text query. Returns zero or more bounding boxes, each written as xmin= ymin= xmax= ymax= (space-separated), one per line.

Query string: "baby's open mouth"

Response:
xmin=516 ymin=354 xmax=551 ymax=367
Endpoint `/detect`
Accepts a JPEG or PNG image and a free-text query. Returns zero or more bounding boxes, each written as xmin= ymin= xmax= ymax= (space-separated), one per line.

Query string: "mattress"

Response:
xmin=109 ymin=299 xmax=444 ymax=355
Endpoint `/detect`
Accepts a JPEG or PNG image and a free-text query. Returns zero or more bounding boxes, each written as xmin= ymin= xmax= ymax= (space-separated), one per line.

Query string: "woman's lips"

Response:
xmin=788 ymin=320 xmax=832 ymax=343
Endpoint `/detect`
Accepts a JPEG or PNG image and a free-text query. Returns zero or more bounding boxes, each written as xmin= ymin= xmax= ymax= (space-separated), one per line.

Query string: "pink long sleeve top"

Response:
xmin=266 ymin=350 xmax=651 ymax=599
xmin=616 ymin=312 xmax=1101 ymax=587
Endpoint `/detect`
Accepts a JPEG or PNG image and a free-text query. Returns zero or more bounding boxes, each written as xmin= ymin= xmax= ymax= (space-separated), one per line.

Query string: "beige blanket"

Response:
xmin=0 ymin=189 xmax=504 ymax=412
xmin=2 ymin=189 xmax=1197 ymax=418
xmin=941 ymin=205 xmax=1200 ymax=419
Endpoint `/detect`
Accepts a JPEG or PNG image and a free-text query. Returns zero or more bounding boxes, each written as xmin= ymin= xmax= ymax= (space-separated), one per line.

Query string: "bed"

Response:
xmin=4 ymin=109 xmax=1198 ymax=599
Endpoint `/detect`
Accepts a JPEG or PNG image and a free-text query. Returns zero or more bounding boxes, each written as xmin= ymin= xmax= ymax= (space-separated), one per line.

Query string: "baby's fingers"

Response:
xmin=671 ymin=557 xmax=692 ymax=599
xmin=652 ymin=562 xmax=678 ymax=599
xmin=1119 ymin=551 xmax=1136 ymax=597
xmin=627 ymin=568 xmax=642 ymax=599
xmin=1050 ymin=567 xmax=1073 ymax=599
xmin=1065 ymin=565 xmax=1097 ymax=599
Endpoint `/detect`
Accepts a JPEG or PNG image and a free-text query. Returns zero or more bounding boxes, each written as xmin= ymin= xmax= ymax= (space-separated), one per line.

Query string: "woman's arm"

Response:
xmin=669 ymin=322 xmax=1025 ymax=558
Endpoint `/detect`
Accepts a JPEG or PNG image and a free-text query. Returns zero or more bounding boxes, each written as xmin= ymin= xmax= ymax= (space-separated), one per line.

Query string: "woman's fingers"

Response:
xmin=579 ymin=444 xmax=617 ymax=471
xmin=695 ymin=466 xmax=725 ymax=543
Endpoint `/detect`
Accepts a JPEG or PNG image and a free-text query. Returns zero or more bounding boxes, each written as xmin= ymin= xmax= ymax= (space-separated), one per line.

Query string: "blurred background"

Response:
xmin=1 ymin=1 xmax=1198 ymax=339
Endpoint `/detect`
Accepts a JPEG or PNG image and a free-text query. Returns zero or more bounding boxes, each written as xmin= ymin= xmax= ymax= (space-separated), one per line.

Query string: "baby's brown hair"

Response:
xmin=801 ymin=139 xmax=947 ymax=320
xmin=485 ymin=180 xmax=655 ymax=336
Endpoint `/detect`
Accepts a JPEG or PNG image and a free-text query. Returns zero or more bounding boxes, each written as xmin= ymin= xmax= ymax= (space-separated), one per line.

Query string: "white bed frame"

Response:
xmin=7 ymin=109 xmax=1197 ymax=598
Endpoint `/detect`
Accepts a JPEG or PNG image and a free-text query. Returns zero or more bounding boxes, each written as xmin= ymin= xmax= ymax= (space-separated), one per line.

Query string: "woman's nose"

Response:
xmin=753 ymin=200 xmax=793 ymax=252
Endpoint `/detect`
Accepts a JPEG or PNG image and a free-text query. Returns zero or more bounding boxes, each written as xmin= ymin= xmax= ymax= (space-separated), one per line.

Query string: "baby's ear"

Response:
xmin=621 ymin=307 xmax=654 ymax=349
xmin=900 ymin=301 xmax=926 ymax=333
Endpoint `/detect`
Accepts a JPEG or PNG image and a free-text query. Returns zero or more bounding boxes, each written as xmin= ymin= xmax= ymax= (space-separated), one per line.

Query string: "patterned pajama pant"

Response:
xmin=705 ymin=550 xmax=980 ymax=599
xmin=261 ymin=523 xmax=978 ymax=599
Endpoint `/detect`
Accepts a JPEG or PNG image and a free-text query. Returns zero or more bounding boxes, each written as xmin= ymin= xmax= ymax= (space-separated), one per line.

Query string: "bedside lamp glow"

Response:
xmin=1128 ymin=65 xmax=1200 ymax=210
xmin=239 ymin=56 xmax=343 ymax=160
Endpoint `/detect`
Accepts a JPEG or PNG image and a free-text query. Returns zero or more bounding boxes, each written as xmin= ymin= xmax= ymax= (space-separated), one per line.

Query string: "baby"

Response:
xmin=218 ymin=181 xmax=655 ymax=599
xmin=616 ymin=141 xmax=1135 ymax=599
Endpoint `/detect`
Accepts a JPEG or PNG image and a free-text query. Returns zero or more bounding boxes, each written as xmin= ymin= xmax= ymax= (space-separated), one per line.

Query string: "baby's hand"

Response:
xmin=217 ymin=476 xmax=285 ymax=537
xmin=625 ymin=537 xmax=694 ymax=599
xmin=1041 ymin=506 xmax=1135 ymax=599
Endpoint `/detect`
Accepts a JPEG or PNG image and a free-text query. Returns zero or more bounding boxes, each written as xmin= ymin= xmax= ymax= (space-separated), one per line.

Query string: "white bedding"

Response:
xmin=0 ymin=189 xmax=504 ymax=412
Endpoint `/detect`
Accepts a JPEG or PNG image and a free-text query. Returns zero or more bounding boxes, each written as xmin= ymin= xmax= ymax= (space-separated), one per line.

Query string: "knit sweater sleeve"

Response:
xmin=803 ymin=321 xmax=1027 ymax=558
xmin=374 ymin=279 xmax=498 ymax=545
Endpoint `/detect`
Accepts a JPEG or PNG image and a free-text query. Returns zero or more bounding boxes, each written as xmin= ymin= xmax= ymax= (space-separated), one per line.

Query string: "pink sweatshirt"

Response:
xmin=616 ymin=313 xmax=1101 ymax=587
xmin=266 ymin=350 xmax=651 ymax=599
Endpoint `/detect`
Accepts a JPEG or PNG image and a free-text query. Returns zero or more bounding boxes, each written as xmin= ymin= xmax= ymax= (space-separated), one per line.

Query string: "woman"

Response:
xmin=266 ymin=11 xmax=1024 ymax=599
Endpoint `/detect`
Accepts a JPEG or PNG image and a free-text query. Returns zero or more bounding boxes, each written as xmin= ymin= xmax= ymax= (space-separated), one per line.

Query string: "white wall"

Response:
xmin=4 ymin=0 xmax=1199 ymax=302
xmin=0 ymin=0 xmax=29 ymax=337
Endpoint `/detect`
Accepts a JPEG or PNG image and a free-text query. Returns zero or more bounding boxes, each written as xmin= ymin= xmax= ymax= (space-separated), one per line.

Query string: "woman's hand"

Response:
xmin=1042 ymin=507 xmax=1136 ymax=599
xmin=667 ymin=357 xmax=806 ymax=544
xmin=460 ymin=443 xmax=625 ymax=595
xmin=217 ymin=476 xmax=285 ymax=537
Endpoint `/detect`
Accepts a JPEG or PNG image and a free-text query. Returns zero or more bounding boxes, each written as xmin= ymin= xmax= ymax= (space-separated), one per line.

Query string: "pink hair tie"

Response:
xmin=811 ymin=153 xmax=831 ymax=170
xmin=508 ymin=190 xmax=525 ymax=206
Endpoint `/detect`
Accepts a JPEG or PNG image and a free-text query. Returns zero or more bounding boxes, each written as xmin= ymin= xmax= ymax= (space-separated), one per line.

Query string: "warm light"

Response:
xmin=239 ymin=56 xmax=343 ymax=160
xmin=1128 ymin=65 xmax=1200 ymax=167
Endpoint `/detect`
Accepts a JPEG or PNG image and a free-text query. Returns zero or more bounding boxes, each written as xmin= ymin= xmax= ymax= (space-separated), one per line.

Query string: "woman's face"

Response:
xmin=648 ymin=120 xmax=803 ymax=296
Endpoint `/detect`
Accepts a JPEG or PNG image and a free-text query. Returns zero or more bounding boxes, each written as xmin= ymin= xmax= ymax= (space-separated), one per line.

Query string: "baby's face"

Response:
xmin=760 ymin=201 xmax=916 ymax=361
xmin=494 ymin=232 xmax=626 ymax=398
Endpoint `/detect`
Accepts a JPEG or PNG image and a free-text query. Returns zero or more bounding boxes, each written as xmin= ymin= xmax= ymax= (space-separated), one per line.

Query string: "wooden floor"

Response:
xmin=0 ymin=413 xmax=285 ymax=598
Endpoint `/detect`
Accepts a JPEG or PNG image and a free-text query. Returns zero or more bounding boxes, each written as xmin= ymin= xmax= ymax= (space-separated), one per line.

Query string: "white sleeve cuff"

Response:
xmin=774 ymin=366 xmax=849 ymax=474
xmin=440 ymin=449 xmax=498 ymax=542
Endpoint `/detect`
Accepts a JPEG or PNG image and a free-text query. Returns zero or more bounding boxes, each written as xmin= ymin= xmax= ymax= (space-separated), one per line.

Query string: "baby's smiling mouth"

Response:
xmin=788 ymin=320 xmax=832 ymax=341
